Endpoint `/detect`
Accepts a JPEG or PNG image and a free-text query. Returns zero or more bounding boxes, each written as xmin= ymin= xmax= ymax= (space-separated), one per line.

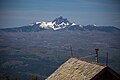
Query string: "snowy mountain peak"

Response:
xmin=51 ymin=16 xmax=72 ymax=30
xmin=52 ymin=16 xmax=70 ymax=24
xmin=27 ymin=17 xmax=74 ymax=30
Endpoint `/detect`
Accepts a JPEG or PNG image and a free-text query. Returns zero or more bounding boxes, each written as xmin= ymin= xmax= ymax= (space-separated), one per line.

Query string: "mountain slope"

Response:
xmin=83 ymin=25 xmax=120 ymax=32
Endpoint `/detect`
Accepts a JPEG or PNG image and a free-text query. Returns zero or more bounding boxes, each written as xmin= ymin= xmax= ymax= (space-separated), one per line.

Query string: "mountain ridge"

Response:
xmin=0 ymin=16 xmax=120 ymax=32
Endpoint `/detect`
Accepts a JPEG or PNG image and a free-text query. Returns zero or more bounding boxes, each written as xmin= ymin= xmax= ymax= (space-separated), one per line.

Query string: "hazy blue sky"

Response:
xmin=0 ymin=0 xmax=120 ymax=28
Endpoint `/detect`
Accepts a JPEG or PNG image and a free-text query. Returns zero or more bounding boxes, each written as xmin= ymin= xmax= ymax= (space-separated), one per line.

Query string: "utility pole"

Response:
xmin=95 ymin=48 xmax=99 ymax=63
xmin=106 ymin=43 xmax=109 ymax=66
xmin=106 ymin=51 xmax=108 ymax=66
xmin=70 ymin=46 xmax=73 ymax=57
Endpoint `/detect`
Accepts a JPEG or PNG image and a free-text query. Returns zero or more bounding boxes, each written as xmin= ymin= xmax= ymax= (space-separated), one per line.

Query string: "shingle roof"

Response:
xmin=46 ymin=57 xmax=106 ymax=80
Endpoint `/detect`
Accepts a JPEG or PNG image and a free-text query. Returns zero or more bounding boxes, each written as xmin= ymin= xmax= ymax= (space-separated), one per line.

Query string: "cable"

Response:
xmin=80 ymin=54 xmax=96 ymax=59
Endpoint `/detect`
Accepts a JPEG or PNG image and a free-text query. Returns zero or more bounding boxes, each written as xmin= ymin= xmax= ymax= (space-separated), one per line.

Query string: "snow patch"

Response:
xmin=39 ymin=22 xmax=54 ymax=29
xmin=35 ymin=22 xmax=41 ymax=24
